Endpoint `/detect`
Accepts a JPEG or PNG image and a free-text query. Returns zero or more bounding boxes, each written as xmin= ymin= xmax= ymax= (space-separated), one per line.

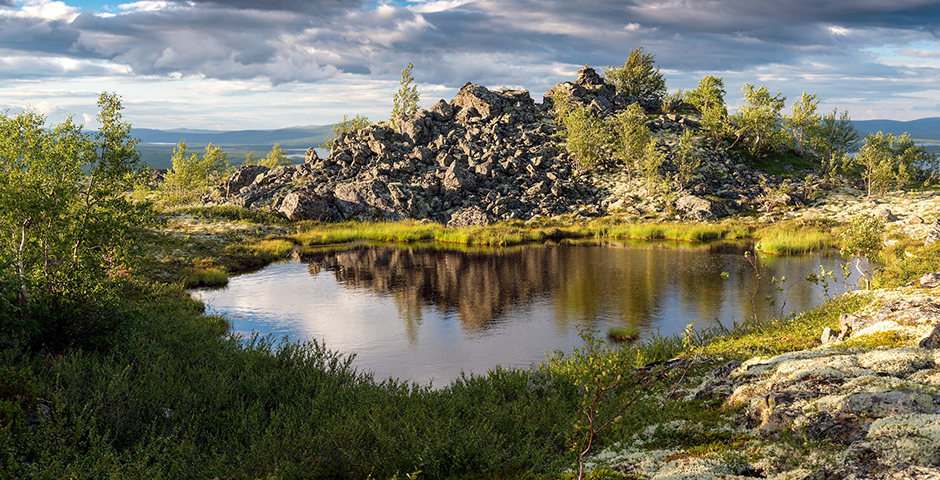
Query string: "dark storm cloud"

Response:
xmin=1 ymin=0 xmax=938 ymax=95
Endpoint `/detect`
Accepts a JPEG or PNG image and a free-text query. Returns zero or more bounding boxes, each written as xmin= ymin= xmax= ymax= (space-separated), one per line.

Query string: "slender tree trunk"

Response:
xmin=16 ymin=217 xmax=31 ymax=307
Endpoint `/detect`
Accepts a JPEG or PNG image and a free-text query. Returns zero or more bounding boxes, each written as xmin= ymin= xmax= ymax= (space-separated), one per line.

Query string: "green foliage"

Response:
xmin=608 ymin=103 xmax=650 ymax=175
xmin=160 ymin=141 xmax=232 ymax=205
xmin=730 ymin=84 xmax=787 ymax=158
xmin=672 ymin=129 xmax=701 ymax=191
xmin=686 ymin=76 xmax=729 ymax=148
xmin=811 ymin=108 xmax=859 ymax=178
xmin=840 ymin=214 xmax=885 ymax=289
xmin=876 ymin=240 xmax=940 ymax=288
xmin=547 ymin=331 xmax=670 ymax=480
xmin=552 ymin=90 xmax=613 ymax=174
xmin=684 ymin=75 xmax=726 ymax=113
xmin=322 ymin=114 xmax=371 ymax=150
xmin=846 ymin=131 xmax=933 ymax=196
xmin=1 ymin=285 xmax=579 ymax=479
xmin=703 ymin=293 xmax=873 ymax=359
xmin=783 ymin=92 xmax=820 ymax=154
xmin=244 ymin=142 xmax=291 ymax=168
xmin=391 ymin=63 xmax=420 ymax=130
xmin=603 ymin=47 xmax=667 ymax=103
xmin=0 ymin=93 xmax=155 ymax=349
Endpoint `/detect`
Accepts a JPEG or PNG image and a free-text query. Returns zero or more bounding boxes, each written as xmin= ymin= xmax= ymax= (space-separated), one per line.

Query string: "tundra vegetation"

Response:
xmin=2 ymin=45 xmax=940 ymax=480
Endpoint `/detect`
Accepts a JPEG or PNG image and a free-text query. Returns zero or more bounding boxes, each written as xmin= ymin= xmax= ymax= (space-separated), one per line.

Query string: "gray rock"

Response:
xmin=304 ymin=147 xmax=319 ymax=164
xmin=875 ymin=207 xmax=898 ymax=222
xmin=841 ymin=391 xmax=940 ymax=417
xmin=919 ymin=324 xmax=940 ymax=349
xmin=926 ymin=219 xmax=940 ymax=246
xmin=921 ymin=273 xmax=940 ymax=289
xmin=675 ymin=194 xmax=726 ymax=220
xmin=447 ymin=206 xmax=493 ymax=228
xmin=278 ymin=192 xmax=335 ymax=221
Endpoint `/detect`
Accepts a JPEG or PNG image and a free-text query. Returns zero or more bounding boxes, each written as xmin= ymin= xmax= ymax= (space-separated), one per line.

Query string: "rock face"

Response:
xmin=926 ymin=219 xmax=940 ymax=246
xmin=213 ymin=82 xmax=595 ymax=224
xmin=210 ymin=66 xmax=788 ymax=223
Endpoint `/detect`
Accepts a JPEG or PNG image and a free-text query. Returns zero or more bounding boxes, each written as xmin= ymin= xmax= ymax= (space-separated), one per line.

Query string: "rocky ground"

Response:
xmin=205 ymin=66 xmax=793 ymax=225
xmin=576 ymin=196 xmax=940 ymax=480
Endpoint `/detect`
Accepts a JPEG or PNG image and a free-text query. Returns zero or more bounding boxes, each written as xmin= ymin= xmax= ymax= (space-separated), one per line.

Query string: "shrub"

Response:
xmin=603 ymin=46 xmax=667 ymax=104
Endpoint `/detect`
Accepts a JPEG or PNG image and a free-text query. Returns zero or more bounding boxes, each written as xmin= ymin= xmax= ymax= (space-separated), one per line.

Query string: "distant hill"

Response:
xmin=854 ymin=117 xmax=940 ymax=141
xmin=133 ymin=125 xmax=334 ymax=169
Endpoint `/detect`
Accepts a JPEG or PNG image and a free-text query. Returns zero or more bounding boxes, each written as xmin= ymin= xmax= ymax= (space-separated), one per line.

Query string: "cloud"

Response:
xmin=901 ymin=49 xmax=940 ymax=59
xmin=3 ymin=0 xmax=940 ymax=125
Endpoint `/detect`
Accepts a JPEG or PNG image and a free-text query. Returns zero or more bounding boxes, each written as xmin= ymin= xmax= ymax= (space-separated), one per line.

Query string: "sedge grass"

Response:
xmin=755 ymin=228 xmax=833 ymax=255
xmin=607 ymin=325 xmax=641 ymax=343
xmin=185 ymin=266 xmax=229 ymax=288
xmin=291 ymin=220 xmax=441 ymax=245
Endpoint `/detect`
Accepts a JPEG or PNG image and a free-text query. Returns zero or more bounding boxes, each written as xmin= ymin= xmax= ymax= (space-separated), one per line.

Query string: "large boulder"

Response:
xmin=278 ymin=192 xmax=335 ymax=221
xmin=675 ymin=195 xmax=727 ymax=220
xmin=447 ymin=206 xmax=493 ymax=228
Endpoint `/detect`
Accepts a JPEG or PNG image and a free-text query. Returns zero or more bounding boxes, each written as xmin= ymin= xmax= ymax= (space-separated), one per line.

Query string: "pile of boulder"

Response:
xmin=210 ymin=67 xmax=794 ymax=224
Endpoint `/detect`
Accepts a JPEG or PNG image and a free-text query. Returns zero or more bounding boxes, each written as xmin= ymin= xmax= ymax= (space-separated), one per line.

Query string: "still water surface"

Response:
xmin=195 ymin=241 xmax=861 ymax=385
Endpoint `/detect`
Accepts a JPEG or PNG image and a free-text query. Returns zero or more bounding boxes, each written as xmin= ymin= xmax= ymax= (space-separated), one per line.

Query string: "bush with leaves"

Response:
xmin=847 ymin=131 xmax=934 ymax=197
xmin=322 ymin=114 xmax=370 ymax=151
xmin=244 ymin=143 xmax=292 ymax=168
xmin=0 ymin=93 xmax=155 ymax=349
xmin=551 ymin=90 xmax=613 ymax=174
xmin=811 ymin=108 xmax=859 ymax=179
xmin=673 ymin=129 xmax=701 ymax=191
xmin=685 ymin=76 xmax=728 ymax=148
xmin=784 ymin=92 xmax=820 ymax=155
xmin=161 ymin=141 xmax=232 ymax=205
xmin=603 ymin=46 xmax=667 ymax=104
xmin=391 ymin=63 xmax=420 ymax=131
xmin=730 ymin=83 xmax=786 ymax=158
xmin=840 ymin=214 xmax=885 ymax=289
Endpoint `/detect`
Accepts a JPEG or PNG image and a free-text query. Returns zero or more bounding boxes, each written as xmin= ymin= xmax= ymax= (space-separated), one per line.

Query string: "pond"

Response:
xmin=194 ymin=241 xmax=863 ymax=386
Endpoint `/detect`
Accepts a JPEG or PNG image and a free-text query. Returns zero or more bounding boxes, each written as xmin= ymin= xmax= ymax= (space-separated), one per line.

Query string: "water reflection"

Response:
xmin=197 ymin=241 xmax=861 ymax=385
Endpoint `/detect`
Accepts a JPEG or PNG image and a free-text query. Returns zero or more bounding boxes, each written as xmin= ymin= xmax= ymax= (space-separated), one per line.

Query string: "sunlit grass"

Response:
xmin=703 ymin=293 xmax=873 ymax=359
xmin=756 ymin=229 xmax=833 ymax=255
xmin=291 ymin=221 xmax=441 ymax=245
xmin=185 ymin=266 xmax=229 ymax=288
xmin=607 ymin=325 xmax=641 ymax=343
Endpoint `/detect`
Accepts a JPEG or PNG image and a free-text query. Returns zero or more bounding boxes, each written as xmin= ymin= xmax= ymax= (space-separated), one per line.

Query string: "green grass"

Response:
xmin=756 ymin=229 xmax=833 ymax=255
xmin=703 ymin=293 xmax=873 ymax=359
xmin=174 ymin=204 xmax=288 ymax=225
xmin=607 ymin=325 xmax=641 ymax=343
xmin=185 ymin=266 xmax=229 ymax=288
xmin=590 ymin=222 xmax=730 ymax=242
xmin=291 ymin=220 xmax=441 ymax=245
xmin=875 ymin=240 xmax=940 ymax=288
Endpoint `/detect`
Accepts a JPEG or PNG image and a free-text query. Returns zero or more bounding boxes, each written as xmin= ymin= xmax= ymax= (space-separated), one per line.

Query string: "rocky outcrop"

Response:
xmin=212 ymin=82 xmax=596 ymax=225
xmin=210 ymin=66 xmax=787 ymax=223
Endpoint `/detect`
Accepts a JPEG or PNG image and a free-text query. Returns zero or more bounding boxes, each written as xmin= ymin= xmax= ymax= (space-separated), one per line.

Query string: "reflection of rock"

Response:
xmin=296 ymin=245 xmax=561 ymax=329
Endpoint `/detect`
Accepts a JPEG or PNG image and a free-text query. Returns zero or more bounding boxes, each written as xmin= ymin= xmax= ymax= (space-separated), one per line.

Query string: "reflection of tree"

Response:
xmin=295 ymin=242 xmax=843 ymax=340
xmin=296 ymin=245 xmax=562 ymax=332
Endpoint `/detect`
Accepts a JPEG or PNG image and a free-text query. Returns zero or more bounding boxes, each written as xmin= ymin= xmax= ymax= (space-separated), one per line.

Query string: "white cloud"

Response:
xmin=828 ymin=25 xmax=850 ymax=36
xmin=0 ymin=0 xmax=78 ymax=21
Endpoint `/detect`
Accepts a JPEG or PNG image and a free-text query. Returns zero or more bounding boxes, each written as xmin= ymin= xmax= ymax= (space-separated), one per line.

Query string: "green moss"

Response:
xmin=703 ymin=293 xmax=873 ymax=359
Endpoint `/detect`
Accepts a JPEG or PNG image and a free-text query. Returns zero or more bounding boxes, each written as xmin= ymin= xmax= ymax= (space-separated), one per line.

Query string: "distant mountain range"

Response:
xmin=133 ymin=117 xmax=940 ymax=169
xmin=853 ymin=117 xmax=940 ymax=141
xmin=134 ymin=125 xmax=334 ymax=169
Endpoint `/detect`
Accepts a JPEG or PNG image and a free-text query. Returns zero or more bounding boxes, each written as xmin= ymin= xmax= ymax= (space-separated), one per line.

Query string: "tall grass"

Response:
xmin=756 ymin=229 xmax=833 ymax=255
xmin=291 ymin=221 xmax=441 ymax=245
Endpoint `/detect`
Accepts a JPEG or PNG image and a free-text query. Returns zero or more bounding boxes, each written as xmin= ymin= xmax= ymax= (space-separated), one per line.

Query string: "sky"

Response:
xmin=2 ymin=0 xmax=940 ymax=130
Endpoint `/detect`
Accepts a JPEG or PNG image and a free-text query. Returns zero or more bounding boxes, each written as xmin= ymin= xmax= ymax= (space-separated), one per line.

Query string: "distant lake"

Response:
xmin=194 ymin=241 xmax=863 ymax=386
